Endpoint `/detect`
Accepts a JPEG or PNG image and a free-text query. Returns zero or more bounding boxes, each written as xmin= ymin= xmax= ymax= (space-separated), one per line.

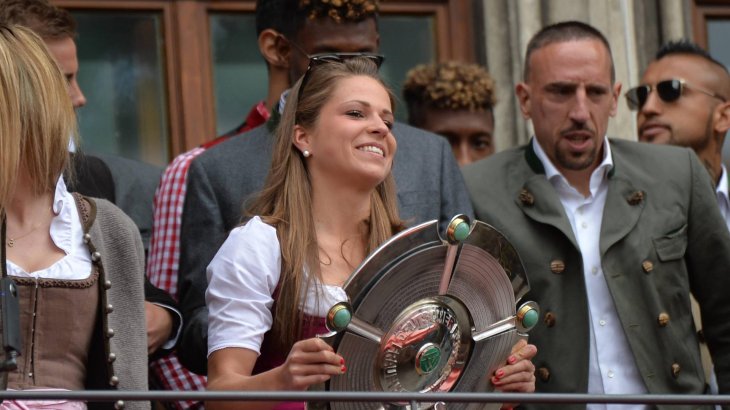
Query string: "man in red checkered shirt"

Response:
xmin=146 ymin=110 xmax=267 ymax=409
xmin=145 ymin=4 xmax=295 ymax=408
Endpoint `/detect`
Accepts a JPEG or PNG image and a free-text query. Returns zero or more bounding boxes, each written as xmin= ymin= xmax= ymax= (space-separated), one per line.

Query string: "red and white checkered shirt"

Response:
xmin=147 ymin=102 xmax=269 ymax=409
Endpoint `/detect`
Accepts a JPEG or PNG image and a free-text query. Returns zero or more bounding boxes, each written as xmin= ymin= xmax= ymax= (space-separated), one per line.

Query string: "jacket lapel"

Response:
xmin=514 ymin=143 xmax=580 ymax=251
xmin=599 ymin=175 xmax=644 ymax=256
xmin=517 ymin=176 xmax=580 ymax=251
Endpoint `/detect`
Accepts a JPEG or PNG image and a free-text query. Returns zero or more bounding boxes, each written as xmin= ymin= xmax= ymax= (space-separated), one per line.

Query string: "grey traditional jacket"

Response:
xmin=81 ymin=196 xmax=149 ymax=410
xmin=463 ymin=139 xmax=730 ymax=410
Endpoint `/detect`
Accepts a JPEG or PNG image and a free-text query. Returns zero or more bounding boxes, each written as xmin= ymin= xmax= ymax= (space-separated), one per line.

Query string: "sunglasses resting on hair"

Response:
xmin=297 ymin=52 xmax=385 ymax=105
xmin=625 ymin=78 xmax=727 ymax=110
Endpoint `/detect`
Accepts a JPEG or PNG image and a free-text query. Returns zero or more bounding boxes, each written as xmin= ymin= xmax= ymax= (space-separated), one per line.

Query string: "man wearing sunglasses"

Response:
xmin=464 ymin=21 xmax=730 ymax=406
xmin=176 ymin=0 xmax=475 ymax=376
xmin=630 ymin=40 xmax=730 ymax=406
xmin=632 ymin=40 xmax=730 ymax=222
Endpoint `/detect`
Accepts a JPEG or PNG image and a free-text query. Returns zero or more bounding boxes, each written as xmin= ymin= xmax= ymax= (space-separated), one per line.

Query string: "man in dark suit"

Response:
xmin=177 ymin=0 xmax=474 ymax=374
xmin=463 ymin=21 xmax=730 ymax=408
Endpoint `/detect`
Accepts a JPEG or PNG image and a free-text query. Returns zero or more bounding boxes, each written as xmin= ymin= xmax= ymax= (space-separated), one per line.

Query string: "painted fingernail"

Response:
xmin=340 ymin=358 xmax=345 ymax=365
xmin=496 ymin=369 xmax=505 ymax=378
xmin=508 ymin=356 xmax=516 ymax=364
xmin=341 ymin=365 xmax=347 ymax=373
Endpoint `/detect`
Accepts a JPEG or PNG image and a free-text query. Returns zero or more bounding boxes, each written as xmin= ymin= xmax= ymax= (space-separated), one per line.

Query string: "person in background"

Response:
xmin=633 ymin=40 xmax=730 ymax=224
xmin=177 ymin=0 xmax=476 ymax=377
xmin=0 ymin=0 xmax=181 ymax=371
xmin=205 ymin=56 xmax=536 ymax=410
xmin=0 ymin=0 xmax=162 ymax=257
xmin=403 ymin=61 xmax=497 ymax=166
xmin=0 ymin=24 xmax=148 ymax=409
xmin=144 ymin=0 xmax=294 ymax=402
xmin=631 ymin=39 xmax=730 ymax=404
xmin=463 ymin=21 xmax=730 ymax=408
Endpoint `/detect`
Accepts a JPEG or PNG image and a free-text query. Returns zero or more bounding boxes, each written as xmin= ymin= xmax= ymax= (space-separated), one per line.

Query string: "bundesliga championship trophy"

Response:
xmin=312 ymin=215 xmax=539 ymax=410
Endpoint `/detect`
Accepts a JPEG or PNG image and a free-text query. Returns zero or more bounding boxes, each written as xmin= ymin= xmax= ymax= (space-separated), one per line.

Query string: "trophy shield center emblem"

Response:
xmin=416 ymin=344 xmax=441 ymax=375
xmin=376 ymin=296 xmax=472 ymax=396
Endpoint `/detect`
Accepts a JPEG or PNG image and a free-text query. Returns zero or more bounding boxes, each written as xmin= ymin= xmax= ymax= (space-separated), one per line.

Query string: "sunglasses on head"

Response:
xmin=625 ymin=78 xmax=727 ymax=110
xmin=297 ymin=52 xmax=385 ymax=105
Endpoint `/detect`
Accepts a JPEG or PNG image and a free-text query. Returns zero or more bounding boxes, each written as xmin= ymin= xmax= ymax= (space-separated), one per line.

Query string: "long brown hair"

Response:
xmin=247 ymin=57 xmax=403 ymax=351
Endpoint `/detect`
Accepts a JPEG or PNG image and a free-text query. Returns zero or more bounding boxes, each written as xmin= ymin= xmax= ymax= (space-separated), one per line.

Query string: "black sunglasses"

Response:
xmin=625 ymin=78 xmax=727 ymax=110
xmin=296 ymin=52 xmax=385 ymax=105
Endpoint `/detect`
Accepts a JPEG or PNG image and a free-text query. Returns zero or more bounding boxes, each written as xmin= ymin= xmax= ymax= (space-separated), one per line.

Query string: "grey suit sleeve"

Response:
xmin=684 ymin=150 xmax=730 ymax=394
xmin=437 ymin=137 xmax=474 ymax=226
xmin=177 ymin=157 xmax=224 ymax=375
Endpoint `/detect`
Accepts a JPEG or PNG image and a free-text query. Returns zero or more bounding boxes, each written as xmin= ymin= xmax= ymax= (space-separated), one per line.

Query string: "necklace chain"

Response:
xmin=6 ymin=224 xmax=41 ymax=248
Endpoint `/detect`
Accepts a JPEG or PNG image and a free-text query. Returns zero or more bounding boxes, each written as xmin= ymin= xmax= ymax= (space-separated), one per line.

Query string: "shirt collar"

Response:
xmin=531 ymin=136 xmax=614 ymax=197
xmin=50 ymin=176 xmax=74 ymax=254
xmin=279 ymin=89 xmax=291 ymax=115
xmin=208 ymin=101 xmax=271 ymax=146
xmin=715 ymin=165 xmax=729 ymax=199
xmin=717 ymin=165 xmax=729 ymax=201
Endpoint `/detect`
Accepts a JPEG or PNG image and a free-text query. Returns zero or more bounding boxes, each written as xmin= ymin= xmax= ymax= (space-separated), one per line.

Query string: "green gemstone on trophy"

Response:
xmin=332 ymin=307 xmax=352 ymax=330
xmin=418 ymin=346 xmax=441 ymax=374
xmin=522 ymin=308 xmax=538 ymax=328
xmin=453 ymin=221 xmax=470 ymax=241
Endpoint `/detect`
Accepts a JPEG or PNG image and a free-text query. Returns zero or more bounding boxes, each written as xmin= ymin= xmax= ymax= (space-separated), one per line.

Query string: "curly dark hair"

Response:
xmin=403 ymin=61 xmax=496 ymax=126
xmin=0 ymin=0 xmax=76 ymax=39
xmin=256 ymin=0 xmax=378 ymax=38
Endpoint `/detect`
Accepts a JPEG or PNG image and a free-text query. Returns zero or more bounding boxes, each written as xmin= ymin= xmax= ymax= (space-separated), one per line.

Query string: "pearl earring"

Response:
xmin=303 ymin=150 xmax=311 ymax=158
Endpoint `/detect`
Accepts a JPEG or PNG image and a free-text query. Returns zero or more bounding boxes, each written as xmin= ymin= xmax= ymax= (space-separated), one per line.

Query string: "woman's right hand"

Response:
xmin=276 ymin=337 xmax=346 ymax=390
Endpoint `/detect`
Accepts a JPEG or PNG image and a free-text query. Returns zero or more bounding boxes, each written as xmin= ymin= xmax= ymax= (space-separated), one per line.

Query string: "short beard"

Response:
xmin=555 ymin=148 xmax=598 ymax=171
xmin=555 ymin=124 xmax=599 ymax=171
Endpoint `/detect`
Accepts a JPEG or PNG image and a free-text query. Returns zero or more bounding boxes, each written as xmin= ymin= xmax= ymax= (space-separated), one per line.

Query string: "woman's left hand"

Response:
xmin=491 ymin=339 xmax=537 ymax=409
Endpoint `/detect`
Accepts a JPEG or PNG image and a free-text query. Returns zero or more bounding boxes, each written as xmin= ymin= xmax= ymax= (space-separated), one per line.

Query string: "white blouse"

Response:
xmin=206 ymin=216 xmax=347 ymax=357
xmin=6 ymin=177 xmax=92 ymax=280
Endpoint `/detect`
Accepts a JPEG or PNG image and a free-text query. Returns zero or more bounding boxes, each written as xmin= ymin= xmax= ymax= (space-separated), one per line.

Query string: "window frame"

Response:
xmin=53 ymin=0 xmax=475 ymax=157
xmin=692 ymin=0 xmax=730 ymax=48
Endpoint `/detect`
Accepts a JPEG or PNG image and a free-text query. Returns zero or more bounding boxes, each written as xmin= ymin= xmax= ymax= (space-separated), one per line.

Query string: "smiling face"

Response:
xmin=295 ymin=75 xmax=396 ymax=192
xmin=516 ymin=39 xmax=620 ymax=179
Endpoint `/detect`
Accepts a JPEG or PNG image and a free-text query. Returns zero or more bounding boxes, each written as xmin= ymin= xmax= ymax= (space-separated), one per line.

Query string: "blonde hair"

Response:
xmin=0 ymin=25 xmax=77 ymax=215
xmin=248 ymin=57 xmax=403 ymax=351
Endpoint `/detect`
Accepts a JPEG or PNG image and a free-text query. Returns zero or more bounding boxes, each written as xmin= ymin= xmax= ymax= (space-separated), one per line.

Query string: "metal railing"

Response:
xmin=0 ymin=391 xmax=728 ymax=407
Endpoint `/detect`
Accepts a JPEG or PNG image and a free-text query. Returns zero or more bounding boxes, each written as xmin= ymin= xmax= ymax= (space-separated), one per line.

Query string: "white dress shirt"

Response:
xmin=533 ymin=138 xmax=648 ymax=410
